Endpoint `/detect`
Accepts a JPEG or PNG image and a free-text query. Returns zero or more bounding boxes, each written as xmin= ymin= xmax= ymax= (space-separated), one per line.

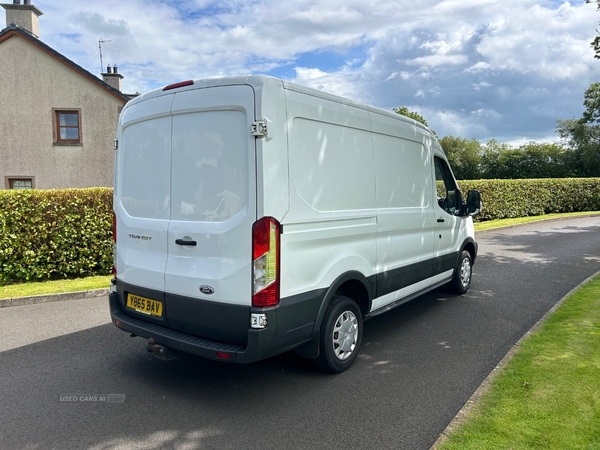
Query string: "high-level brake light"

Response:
xmin=162 ymin=80 xmax=194 ymax=91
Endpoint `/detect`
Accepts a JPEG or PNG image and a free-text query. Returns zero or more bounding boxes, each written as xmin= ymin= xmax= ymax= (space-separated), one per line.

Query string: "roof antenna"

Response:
xmin=99 ymin=38 xmax=111 ymax=74
xmin=98 ymin=38 xmax=120 ymax=75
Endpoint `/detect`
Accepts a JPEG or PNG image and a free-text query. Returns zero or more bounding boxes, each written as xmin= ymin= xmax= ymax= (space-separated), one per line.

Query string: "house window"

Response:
xmin=54 ymin=109 xmax=81 ymax=144
xmin=5 ymin=177 xmax=34 ymax=189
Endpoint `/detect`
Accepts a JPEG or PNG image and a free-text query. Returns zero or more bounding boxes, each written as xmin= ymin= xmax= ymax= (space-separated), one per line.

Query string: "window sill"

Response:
xmin=53 ymin=142 xmax=82 ymax=147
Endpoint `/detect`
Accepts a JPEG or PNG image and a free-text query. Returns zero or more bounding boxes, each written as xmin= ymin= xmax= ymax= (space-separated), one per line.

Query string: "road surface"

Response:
xmin=1 ymin=216 xmax=599 ymax=449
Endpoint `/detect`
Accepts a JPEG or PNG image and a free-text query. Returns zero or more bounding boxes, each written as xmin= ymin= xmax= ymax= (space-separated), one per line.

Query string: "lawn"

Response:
xmin=0 ymin=275 xmax=112 ymax=300
xmin=438 ymin=274 xmax=600 ymax=449
xmin=474 ymin=210 xmax=600 ymax=231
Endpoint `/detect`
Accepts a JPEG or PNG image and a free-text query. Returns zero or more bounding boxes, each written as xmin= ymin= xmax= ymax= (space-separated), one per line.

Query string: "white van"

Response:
xmin=109 ymin=75 xmax=480 ymax=372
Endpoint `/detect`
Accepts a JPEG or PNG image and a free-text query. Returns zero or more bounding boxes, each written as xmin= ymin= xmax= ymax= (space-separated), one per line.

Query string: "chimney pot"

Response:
xmin=2 ymin=1 xmax=43 ymax=38
xmin=102 ymin=65 xmax=124 ymax=92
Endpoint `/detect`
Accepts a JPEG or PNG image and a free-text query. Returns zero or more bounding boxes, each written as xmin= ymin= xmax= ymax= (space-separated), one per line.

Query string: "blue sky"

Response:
xmin=19 ymin=0 xmax=600 ymax=143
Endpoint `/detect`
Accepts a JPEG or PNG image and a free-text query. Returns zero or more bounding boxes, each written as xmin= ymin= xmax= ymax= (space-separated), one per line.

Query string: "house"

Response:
xmin=0 ymin=0 xmax=131 ymax=189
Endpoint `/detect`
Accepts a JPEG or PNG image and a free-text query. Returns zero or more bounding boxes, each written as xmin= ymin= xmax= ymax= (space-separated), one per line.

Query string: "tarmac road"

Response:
xmin=1 ymin=216 xmax=599 ymax=450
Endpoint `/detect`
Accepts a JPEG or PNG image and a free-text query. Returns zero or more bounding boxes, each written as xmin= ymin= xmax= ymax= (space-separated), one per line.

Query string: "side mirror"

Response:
xmin=465 ymin=189 xmax=481 ymax=216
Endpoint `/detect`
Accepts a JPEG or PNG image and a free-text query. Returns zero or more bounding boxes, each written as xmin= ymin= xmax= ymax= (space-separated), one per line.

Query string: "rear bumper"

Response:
xmin=110 ymin=291 xmax=277 ymax=363
xmin=109 ymin=279 xmax=324 ymax=364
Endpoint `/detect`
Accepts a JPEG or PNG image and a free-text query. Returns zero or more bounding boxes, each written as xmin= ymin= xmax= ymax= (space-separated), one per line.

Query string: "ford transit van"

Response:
xmin=109 ymin=75 xmax=480 ymax=372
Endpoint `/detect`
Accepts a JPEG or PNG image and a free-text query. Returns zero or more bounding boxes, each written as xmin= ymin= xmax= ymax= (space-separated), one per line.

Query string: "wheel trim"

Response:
xmin=332 ymin=311 xmax=358 ymax=361
xmin=460 ymin=257 xmax=471 ymax=287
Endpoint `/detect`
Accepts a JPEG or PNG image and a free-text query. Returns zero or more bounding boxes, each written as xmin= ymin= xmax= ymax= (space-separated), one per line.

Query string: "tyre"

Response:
xmin=447 ymin=250 xmax=472 ymax=295
xmin=314 ymin=296 xmax=363 ymax=373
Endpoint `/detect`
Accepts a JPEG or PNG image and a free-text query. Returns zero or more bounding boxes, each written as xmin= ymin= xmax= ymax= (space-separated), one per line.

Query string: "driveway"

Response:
xmin=1 ymin=216 xmax=599 ymax=449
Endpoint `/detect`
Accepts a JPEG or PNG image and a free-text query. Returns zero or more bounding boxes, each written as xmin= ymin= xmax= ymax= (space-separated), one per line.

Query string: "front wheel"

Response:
xmin=447 ymin=250 xmax=472 ymax=295
xmin=314 ymin=296 xmax=363 ymax=373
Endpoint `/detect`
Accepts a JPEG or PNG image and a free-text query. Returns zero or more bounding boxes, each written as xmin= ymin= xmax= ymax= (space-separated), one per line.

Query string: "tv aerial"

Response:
xmin=98 ymin=38 xmax=119 ymax=73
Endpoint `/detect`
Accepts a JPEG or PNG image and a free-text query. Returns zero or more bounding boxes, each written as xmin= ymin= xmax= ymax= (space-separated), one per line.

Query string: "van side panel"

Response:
xmin=279 ymin=89 xmax=377 ymax=301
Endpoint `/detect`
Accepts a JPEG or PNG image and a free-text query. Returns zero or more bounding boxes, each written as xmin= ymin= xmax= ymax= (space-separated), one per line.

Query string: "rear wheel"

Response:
xmin=314 ymin=296 xmax=363 ymax=373
xmin=447 ymin=250 xmax=472 ymax=294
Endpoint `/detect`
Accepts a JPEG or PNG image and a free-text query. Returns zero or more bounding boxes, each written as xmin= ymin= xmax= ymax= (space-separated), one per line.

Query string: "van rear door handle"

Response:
xmin=175 ymin=239 xmax=197 ymax=246
xmin=437 ymin=218 xmax=445 ymax=223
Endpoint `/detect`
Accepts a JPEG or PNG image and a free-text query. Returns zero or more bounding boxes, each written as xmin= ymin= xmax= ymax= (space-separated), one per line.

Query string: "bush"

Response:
xmin=459 ymin=178 xmax=600 ymax=221
xmin=0 ymin=188 xmax=113 ymax=285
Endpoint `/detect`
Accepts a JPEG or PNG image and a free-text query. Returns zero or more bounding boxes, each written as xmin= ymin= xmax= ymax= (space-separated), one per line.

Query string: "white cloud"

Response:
xmin=465 ymin=62 xmax=492 ymax=73
xmin=407 ymin=54 xmax=469 ymax=67
xmin=20 ymin=0 xmax=600 ymax=141
xmin=293 ymin=67 xmax=364 ymax=101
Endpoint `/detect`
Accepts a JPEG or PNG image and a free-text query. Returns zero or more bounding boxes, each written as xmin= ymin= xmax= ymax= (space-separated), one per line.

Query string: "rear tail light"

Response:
xmin=112 ymin=212 xmax=117 ymax=277
xmin=252 ymin=217 xmax=280 ymax=307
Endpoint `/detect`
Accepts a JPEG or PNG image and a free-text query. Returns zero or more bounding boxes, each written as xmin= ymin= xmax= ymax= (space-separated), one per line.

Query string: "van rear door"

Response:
xmin=115 ymin=94 xmax=174 ymax=293
xmin=164 ymin=86 xmax=257 ymax=341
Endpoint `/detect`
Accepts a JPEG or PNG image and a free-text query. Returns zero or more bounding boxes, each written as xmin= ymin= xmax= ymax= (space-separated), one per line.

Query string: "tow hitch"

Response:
xmin=146 ymin=338 xmax=181 ymax=361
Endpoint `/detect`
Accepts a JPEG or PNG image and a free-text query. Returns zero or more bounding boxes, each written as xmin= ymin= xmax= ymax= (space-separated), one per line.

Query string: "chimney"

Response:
xmin=102 ymin=63 xmax=124 ymax=92
xmin=1 ymin=0 xmax=43 ymax=38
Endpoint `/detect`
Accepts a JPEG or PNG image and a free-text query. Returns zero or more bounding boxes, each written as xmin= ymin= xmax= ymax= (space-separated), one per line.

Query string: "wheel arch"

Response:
xmin=313 ymin=271 xmax=373 ymax=334
xmin=459 ymin=237 xmax=478 ymax=265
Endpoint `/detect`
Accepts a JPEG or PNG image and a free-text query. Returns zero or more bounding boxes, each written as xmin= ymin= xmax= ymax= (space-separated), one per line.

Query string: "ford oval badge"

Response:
xmin=199 ymin=285 xmax=215 ymax=295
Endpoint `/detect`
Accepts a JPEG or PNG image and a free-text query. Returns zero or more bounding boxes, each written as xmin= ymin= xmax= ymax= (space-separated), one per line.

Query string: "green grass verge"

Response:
xmin=0 ymin=275 xmax=112 ymax=300
xmin=474 ymin=211 xmax=600 ymax=232
xmin=438 ymin=274 xmax=600 ymax=449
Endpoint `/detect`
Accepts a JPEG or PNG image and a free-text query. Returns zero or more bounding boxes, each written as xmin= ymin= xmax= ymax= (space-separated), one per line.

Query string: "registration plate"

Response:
xmin=126 ymin=293 xmax=163 ymax=317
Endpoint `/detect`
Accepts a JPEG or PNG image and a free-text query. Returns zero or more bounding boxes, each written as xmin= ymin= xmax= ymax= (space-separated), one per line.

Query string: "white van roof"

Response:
xmin=125 ymin=74 xmax=434 ymax=138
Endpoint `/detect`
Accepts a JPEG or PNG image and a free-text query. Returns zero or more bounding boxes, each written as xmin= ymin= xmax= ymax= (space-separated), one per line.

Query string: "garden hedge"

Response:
xmin=0 ymin=178 xmax=599 ymax=285
xmin=0 ymin=188 xmax=113 ymax=285
xmin=459 ymin=178 xmax=600 ymax=221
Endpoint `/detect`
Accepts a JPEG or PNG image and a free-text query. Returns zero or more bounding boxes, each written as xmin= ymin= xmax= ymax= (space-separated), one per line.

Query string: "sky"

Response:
xmin=16 ymin=0 xmax=600 ymax=144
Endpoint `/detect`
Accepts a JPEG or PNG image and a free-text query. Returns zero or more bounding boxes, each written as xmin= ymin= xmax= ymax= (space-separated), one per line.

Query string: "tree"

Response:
xmin=556 ymin=118 xmax=600 ymax=177
xmin=518 ymin=142 xmax=571 ymax=178
xmin=479 ymin=139 xmax=571 ymax=179
xmin=556 ymin=82 xmax=600 ymax=177
xmin=393 ymin=107 xmax=436 ymax=135
xmin=587 ymin=1 xmax=600 ymax=58
xmin=439 ymin=135 xmax=483 ymax=180
xmin=581 ymin=82 xmax=600 ymax=124
xmin=479 ymin=139 xmax=511 ymax=179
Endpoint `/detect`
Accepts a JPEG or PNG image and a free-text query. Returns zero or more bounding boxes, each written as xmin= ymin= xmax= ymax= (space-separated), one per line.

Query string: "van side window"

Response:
xmin=434 ymin=157 xmax=458 ymax=215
